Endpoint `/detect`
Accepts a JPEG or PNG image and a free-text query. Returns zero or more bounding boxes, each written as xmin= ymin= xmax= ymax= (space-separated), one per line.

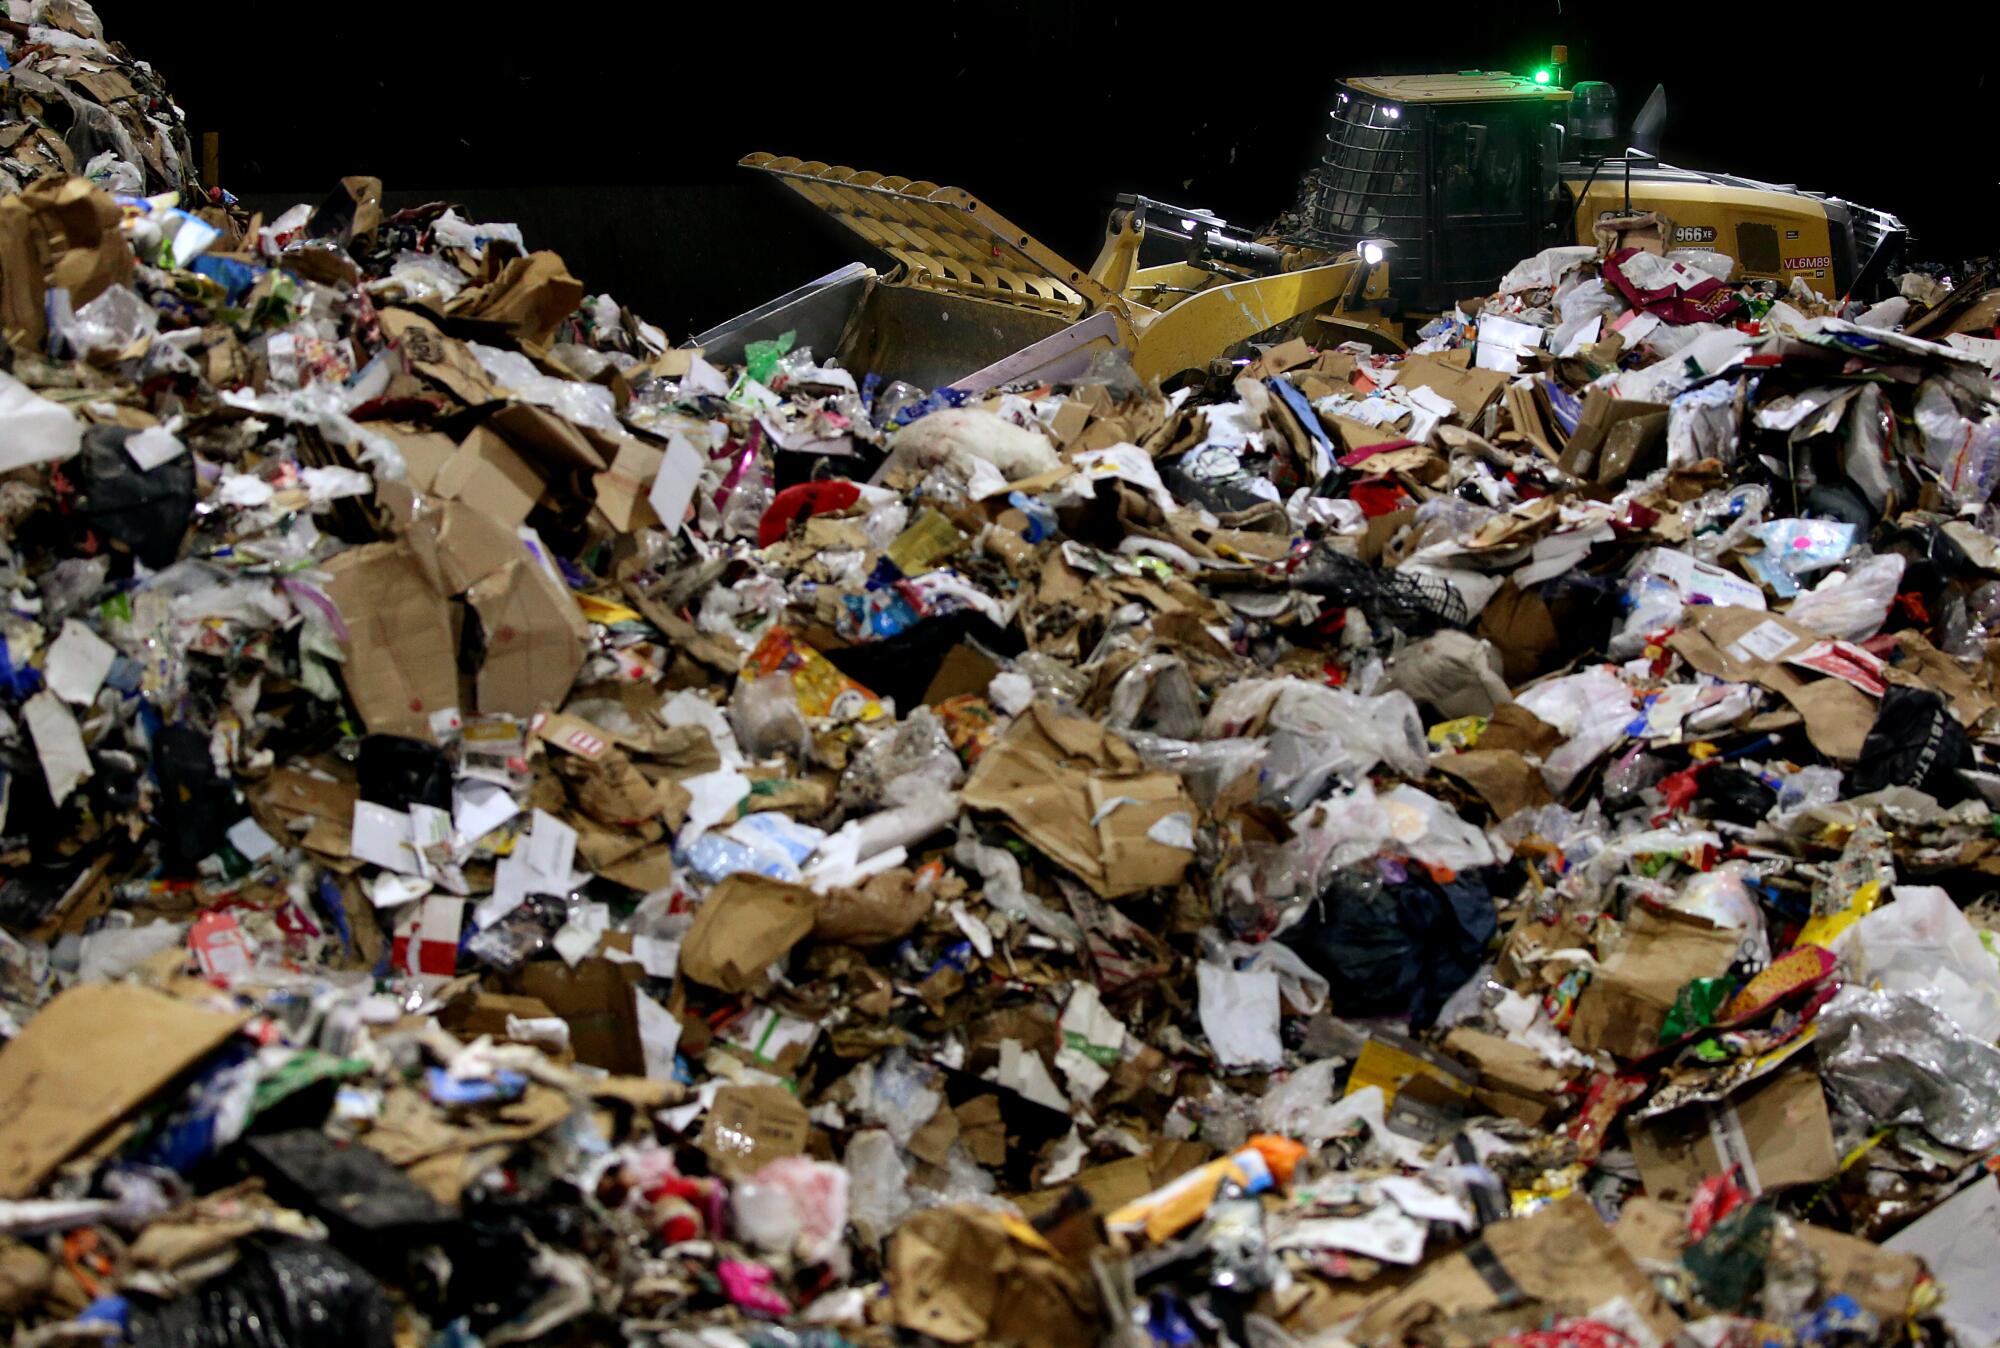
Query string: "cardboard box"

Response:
xmin=961 ymin=703 xmax=1196 ymax=899
xmin=467 ymin=554 xmax=589 ymax=717
xmin=1631 ymin=1065 xmax=1837 ymax=1204
xmin=1355 ymin=1195 xmax=1681 ymax=1346
xmin=322 ymin=540 xmax=461 ymax=742
xmin=1442 ymin=1026 xmax=1573 ymax=1125
xmin=502 ymin=956 xmax=646 ymax=1075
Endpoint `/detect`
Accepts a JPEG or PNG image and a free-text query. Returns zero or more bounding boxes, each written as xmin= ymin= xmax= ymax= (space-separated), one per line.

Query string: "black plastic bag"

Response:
xmin=240 ymin=1130 xmax=452 ymax=1243
xmin=130 ymin=1238 xmax=394 ymax=1348
xmin=154 ymin=724 xmax=239 ymax=871
xmin=1850 ymin=685 xmax=1974 ymax=805
xmin=356 ymin=735 xmax=453 ymax=811
xmin=1282 ymin=868 xmax=1497 ymax=1029
xmin=72 ymin=425 xmax=196 ymax=568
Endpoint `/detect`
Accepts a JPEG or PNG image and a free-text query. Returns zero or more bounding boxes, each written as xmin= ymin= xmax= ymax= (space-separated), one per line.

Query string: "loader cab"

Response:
xmin=1291 ymin=73 xmax=1572 ymax=312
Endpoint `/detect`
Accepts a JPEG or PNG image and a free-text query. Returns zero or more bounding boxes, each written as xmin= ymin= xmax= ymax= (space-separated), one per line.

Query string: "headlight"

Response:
xmin=1361 ymin=242 xmax=1385 ymax=267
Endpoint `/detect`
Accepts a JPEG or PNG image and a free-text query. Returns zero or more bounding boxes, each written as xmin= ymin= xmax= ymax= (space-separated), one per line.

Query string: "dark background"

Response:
xmin=120 ymin=2 xmax=1995 ymax=337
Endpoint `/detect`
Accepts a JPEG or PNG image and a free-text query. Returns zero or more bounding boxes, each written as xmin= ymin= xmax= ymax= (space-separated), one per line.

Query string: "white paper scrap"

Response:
xmin=43 ymin=620 xmax=116 ymax=706
xmin=24 ymin=692 xmax=91 ymax=805
xmin=1197 ymin=962 xmax=1282 ymax=1069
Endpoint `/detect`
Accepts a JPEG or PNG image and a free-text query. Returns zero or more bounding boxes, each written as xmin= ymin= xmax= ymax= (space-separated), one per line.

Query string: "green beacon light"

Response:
xmin=1532 ymin=67 xmax=1553 ymax=85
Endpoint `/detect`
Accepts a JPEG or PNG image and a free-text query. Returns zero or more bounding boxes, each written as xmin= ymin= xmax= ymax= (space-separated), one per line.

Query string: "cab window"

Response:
xmin=1439 ymin=117 xmax=1526 ymax=218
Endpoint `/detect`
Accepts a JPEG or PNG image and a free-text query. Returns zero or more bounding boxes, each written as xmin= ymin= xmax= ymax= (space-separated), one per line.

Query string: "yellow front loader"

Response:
xmin=694 ymin=155 xmax=1400 ymax=391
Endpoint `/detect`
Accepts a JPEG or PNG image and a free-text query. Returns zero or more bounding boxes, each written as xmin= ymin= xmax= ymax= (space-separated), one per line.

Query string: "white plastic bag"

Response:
xmin=1851 ymin=885 xmax=2000 ymax=1042
xmin=1516 ymin=668 xmax=1637 ymax=793
xmin=1784 ymin=553 xmax=1906 ymax=641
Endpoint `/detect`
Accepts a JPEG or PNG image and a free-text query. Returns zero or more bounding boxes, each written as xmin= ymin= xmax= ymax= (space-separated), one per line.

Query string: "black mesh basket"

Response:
xmin=1289 ymin=544 xmax=1468 ymax=634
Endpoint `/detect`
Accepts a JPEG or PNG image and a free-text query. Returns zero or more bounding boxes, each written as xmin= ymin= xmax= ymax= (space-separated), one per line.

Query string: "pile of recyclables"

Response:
xmin=4 ymin=4 xmax=2000 ymax=1346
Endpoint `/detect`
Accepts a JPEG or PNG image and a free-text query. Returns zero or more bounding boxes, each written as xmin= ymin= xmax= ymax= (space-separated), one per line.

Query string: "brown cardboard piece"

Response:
xmin=1356 ymin=1195 xmax=1680 ymax=1346
xmin=1569 ymin=904 xmax=1740 ymax=1060
xmin=592 ymin=435 xmax=665 ymax=532
xmin=446 ymin=250 xmax=585 ymax=348
xmin=258 ymin=769 xmax=358 ymax=824
xmin=813 ymin=868 xmax=933 ymax=946
xmin=698 ymin=1084 xmax=810 ymax=1179
xmin=1668 ymin=607 xmax=1877 ymax=761
xmin=373 ymin=424 xmax=459 ymax=493
xmin=1797 ymin=1223 xmax=1923 ymax=1324
xmin=887 ymin=1206 xmax=1098 ymax=1346
xmin=379 ymin=307 xmax=499 ymax=408
xmin=1631 ymin=1065 xmax=1837 ymax=1204
xmin=0 ymin=176 xmax=133 ymax=347
xmin=433 ymin=429 xmax=548 ymax=528
xmin=1595 ymin=212 xmax=1672 ymax=256
xmin=961 ymin=703 xmax=1196 ymax=899
xmin=1475 ymin=701 xmax=1566 ymax=760
xmin=1503 ymin=382 xmax=1564 ymax=460
xmin=1558 ymin=389 xmax=1670 ymax=483
xmin=1396 ymin=349 xmax=1509 ymax=423
xmin=1434 ymin=749 xmax=1552 ymax=818
xmin=502 ymin=957 xmax=645 ymax=1075
xmin=922 ymin=643 xmax=1001 ymax=706
xmin=1442 ymin=1027 xmax=1573 ymax=1125
xmin=322 ymin=541 xmax=460 ymax=742
xmin=679 ymin=874 xmax=819 ymax=993
xmin=0 ymin=984 xmax=249 ymax=1198
xmin=1477 ymin=582 xmax=1564 ymax=686
xmin=467 ymin=556 xmax=589 ymax=717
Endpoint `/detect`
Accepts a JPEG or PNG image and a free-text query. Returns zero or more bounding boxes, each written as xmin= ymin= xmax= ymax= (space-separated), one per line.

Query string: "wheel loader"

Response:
xmin=697 ymin=65 xmax=1905 ymax=391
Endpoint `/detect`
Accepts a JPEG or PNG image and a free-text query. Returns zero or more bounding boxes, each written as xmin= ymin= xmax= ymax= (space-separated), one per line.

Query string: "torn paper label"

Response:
xmin=1273 ymin=1208 xmax=1429 ymax=1264
xmin=1724 ymin=617 xmax=1802 ymax=665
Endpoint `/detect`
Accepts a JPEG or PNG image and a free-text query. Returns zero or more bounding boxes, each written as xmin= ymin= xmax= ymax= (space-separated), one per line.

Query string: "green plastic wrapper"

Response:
xmin=1682 ymin=1202 xmax=1775 ymax=1311
xmin=1660 ymin=975 xmax=1733 ymax=1041
xmin=743 ymin=329 xmax=796 ymax=385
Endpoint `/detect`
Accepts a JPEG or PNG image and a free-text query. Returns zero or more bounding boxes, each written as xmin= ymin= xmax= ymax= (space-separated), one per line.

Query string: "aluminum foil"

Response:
xmin=1815 ymin=984 xmax=2000 ymax=1152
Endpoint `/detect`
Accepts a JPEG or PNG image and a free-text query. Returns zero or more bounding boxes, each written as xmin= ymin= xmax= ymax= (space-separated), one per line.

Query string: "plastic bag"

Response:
xmin=1126 ymin=733 xmax=1268 ymax=809
xmin=1914 ymin=377 xmax=2000 ymax=505
xmin=55 ymin=282 xmax=158 ymax=357
xmin=1783 ymin=552 xmax=1905 ymax=641
xmin=1745 ymin=518 xmax=1858 ymax=596
xmin=1607 ymin=574 xmax=1684 ymax=661
xmin=1104 ymin=653 xmax=1203 ymax=740
xmin=731 ymin=1156 xmax=848 ymax=1265
xmin=1850 ymin=885 xmax=2000 ymax=1042
xmin=840 ymin=707 xmax=964 ymax=810
xmin=1379 ymin=784 xmax=1500 ymax=872
xmin=1515 ymin=668 xmax=1637 ymax=794
xmin=730 ymin=673 xmax=810 ymax=762
xmin=468 ymin=343 xmax=619 ymax=432
xmin=1666 ymin=380 xmax=1740 ymax=469
xmin=129 ymin=1238 xmax=395 ymax=1348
